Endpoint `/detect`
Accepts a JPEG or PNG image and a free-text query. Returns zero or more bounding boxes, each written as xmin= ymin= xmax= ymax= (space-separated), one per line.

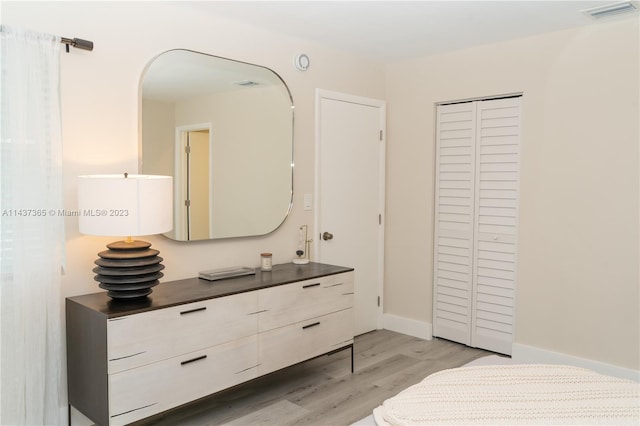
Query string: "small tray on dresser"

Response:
xmin=198 ymin=266 xmax=256 ymax=281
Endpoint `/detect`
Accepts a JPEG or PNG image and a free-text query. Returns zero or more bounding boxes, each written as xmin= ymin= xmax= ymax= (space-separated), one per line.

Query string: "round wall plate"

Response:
xmin=294 ymin=54 xmax=310 ymax=71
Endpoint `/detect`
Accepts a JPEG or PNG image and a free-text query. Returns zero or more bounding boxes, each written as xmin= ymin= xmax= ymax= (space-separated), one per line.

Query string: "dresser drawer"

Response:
xmin=108 ymin=334 xmax=258 ymax=426
xmin=258 ymin=308 xmax=353 ymax=375
xmin=107 ymin=291 xmax=258 ymax=373
xmin=258 ymin=271 xmax=354 ymax=332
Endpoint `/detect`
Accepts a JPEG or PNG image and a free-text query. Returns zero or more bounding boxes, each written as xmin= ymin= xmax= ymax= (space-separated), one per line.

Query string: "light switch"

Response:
xmin=303 ymin=194 xmax=313 ymax=211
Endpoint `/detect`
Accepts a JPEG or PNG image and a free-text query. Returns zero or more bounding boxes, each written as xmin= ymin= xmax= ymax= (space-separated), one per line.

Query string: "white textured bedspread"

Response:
xmin=373 ymin=364 xmax=640 ymax=425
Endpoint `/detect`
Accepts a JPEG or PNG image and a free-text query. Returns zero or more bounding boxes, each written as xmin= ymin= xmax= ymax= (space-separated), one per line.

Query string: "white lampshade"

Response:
xmin=77 ymin=174 xmax=172 ymax=237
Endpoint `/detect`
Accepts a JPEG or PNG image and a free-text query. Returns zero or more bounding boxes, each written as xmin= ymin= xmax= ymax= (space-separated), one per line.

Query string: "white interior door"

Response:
xmin=174 ymin=123 xmax=212 ymax=241
xmin=315 ymin=90 xmax=385 ymax=336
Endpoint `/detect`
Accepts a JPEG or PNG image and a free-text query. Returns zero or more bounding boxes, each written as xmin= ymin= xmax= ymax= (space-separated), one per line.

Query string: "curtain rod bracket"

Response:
xmin=60 ymin=37 xmax=93 ymax=52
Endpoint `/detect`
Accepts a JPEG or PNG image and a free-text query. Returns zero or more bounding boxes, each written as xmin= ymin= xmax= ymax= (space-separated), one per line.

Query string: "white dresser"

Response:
xmin=66 ymin=262 xmax=354 ymax=426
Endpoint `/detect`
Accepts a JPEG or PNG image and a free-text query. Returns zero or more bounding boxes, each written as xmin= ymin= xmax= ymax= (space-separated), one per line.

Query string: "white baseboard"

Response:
xmin=379 ymin=317 xmax=639 ymax=382
xmin=512 ymin=343 xmax=640 ymax=382
xmin=382 ymin=313 xmax=433 ymax=340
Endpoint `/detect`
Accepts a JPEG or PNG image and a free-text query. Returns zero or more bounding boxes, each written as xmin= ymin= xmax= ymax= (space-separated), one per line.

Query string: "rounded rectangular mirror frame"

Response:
xmin=139 ymin=49 xmax=294 ymax=241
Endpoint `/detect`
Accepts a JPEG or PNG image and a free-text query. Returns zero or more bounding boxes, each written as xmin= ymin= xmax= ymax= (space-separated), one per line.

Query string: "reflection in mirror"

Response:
xmin=140 ymin=50 xmax=294 ymax=241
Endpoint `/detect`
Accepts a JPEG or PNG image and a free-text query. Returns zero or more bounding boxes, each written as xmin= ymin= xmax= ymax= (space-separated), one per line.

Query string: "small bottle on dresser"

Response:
xmin=260 ymin=253 xmax=272 ymax=271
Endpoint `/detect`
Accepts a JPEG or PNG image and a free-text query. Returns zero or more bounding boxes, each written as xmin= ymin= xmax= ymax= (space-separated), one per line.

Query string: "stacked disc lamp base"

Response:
xmin=93 ymin=240 xmax=164 ymax=299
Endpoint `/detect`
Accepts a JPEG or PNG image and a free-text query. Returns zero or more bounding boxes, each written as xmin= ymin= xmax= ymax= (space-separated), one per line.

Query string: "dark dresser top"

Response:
xmin=66 ymin=262 xmax=354 ymax=318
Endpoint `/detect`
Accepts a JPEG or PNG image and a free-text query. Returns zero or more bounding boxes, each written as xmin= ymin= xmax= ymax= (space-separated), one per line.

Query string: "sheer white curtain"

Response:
xmin=0 ymin=26 xmax=64 ymax=425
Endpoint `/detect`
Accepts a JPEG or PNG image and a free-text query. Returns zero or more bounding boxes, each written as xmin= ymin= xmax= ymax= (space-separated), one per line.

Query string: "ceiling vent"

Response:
xmin=582 ymin=1 xmax=638 ymax=19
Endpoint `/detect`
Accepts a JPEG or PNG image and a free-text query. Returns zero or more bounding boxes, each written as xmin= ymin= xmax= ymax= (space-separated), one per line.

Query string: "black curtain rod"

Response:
xmin=60 ymin=37 xmax=93 ymax=52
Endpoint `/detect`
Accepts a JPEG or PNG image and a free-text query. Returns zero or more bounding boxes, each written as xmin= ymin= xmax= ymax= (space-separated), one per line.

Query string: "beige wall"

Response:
xmin=2 ymin=1 xmax=385 ymax=293
xmin=384 ymin=18 xmax=639 ymax=370
xmin=141 ymin=99 xmax=174 ymax=177
xmin=140 ymin=98 xmax=177 ymax=238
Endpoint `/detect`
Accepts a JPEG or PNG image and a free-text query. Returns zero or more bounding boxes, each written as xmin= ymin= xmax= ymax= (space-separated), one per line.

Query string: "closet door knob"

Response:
xmin=322 ymin=231 xmax=334 ymax=241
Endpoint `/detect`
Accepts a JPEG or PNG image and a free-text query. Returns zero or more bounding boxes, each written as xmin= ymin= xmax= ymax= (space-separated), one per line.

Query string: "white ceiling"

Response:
xmin=183 ymin=1 xmax=637 ymax=62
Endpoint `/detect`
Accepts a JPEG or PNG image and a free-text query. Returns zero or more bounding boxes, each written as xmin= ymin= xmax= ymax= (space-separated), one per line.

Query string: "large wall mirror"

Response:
xmin=140 ymin=49 xmax=294 ymax=241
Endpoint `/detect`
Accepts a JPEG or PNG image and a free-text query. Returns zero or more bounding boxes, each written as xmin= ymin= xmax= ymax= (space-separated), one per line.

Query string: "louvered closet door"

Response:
xmin=432 ymin=102 xmax=477 ymax=346
xmin=471 ymin=97 xmax=520 ymax=355
xmin=433 ymin=97 xmax=520 ymax=356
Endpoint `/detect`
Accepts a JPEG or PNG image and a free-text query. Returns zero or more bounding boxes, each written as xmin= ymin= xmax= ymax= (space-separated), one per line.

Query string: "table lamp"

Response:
xmin=77 ymin=173 xmax=172 ymax=299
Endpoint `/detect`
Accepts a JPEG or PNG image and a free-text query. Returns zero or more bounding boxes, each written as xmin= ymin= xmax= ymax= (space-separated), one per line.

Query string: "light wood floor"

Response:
xmin=139 ymin=330 xmax=493 ymax=426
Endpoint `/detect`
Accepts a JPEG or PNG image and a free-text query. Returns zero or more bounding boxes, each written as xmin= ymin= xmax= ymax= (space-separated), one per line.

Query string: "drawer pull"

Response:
xmin=180 ymin=307 xmax=206 ymax=315
xmin=112 ymin=403 xmax=157 ymax=418
xmin=109 ymin=351 xmax=145 ymax=362
xmin=343 ymin=292 xmax=355 ymax=295
xmin=181 ymin=355 xmax=207 ymax=366
xmin=248 ymin=309 xmax=268 ymax=315
xmin=235 ymin=364 xmax=259 ymax=374
xmin=302 ymin=321 xmax=320 ymax=330
xmin=324 ymin=282 xmax=344 ymax=288
xmin=302 ymin=283 xmax=320 ymax=289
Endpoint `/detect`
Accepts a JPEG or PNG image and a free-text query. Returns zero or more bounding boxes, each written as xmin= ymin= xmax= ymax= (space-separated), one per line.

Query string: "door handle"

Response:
xmin=322 ymin=231 xmax=334 ymax=241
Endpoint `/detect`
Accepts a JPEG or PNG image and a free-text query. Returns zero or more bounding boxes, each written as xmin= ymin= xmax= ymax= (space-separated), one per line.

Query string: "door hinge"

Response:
xmin=185 ymin=199 xmax=191 ymax=207
xmin=185 ymin=145 xmax=191 ymax=154
xmin=377 ymin=296 xmax=381 ymax=307
xmin=379 ymin=214 xmax=382 ymax=225
xmin=379 ymin=130 xmax=383 ymax=141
